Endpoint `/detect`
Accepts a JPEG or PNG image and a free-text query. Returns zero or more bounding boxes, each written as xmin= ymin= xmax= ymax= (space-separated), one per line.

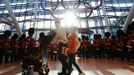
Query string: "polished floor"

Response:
xmin=0 ymin=57 xmax=134 ymax=75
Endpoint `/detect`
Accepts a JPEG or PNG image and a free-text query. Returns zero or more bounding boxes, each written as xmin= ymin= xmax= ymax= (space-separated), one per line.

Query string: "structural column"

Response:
xmin=123 ymin=3 xmax=134 ymax=33
xmin=102 ymin=0 xmax=112 ymax=33
xmin=33 ymin=0 xmax=38 ymax=28
xmin=3 ymin=0 xmax=22 ymax=36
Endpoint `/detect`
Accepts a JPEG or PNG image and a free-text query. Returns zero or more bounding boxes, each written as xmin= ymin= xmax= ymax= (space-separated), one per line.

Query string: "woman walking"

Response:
xmin=67 ymin=26 xmax=85 ymax=75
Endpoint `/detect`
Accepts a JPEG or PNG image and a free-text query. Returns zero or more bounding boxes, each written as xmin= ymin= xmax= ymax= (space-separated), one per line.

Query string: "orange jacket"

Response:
xmin=81 ymin=40 xmax=89 ymax=48
xmin=67 ymin=33 xmax=80 ymax=54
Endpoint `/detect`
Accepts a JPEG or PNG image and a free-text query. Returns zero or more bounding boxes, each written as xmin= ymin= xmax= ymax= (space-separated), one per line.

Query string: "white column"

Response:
xmin=102 ymin=0 xmax=111 ymax=33
xmin=33 ymin=0 xmax=38 ymax=28
xmin=123 ymin=3 xmax=134 ymax=33
xmin=3 ymin=0 xmax=22 ymax=36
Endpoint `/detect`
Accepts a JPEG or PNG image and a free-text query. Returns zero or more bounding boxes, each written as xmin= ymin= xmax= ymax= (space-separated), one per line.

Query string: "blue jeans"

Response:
xmin=43 ymin=50 xmax=48 ymax=61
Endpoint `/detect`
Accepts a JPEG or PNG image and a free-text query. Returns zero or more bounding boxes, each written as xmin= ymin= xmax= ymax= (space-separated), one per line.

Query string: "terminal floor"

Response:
xmin=0 ymin=57 xmax=134 ymax=75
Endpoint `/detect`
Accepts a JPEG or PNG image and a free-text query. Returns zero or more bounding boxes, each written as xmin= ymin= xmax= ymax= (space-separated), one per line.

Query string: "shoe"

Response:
xmin=58 ymin=72 xmax=62 ymax=75
xmin=79 ymin=72 xmax=85 ymax=75
xmin=71 ymin=68 xmax=73 ymax=72
xmin=68 ymin=68 xmax=73 ymax=75
xmin=58 ymin=72 xmax=67 ymax=75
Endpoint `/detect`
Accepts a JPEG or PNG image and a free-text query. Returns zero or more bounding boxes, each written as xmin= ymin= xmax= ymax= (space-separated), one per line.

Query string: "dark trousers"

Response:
xmin=126 ymin=48 xmax=132 ymax=61
xmin=11 ymin=52 xmax=18 ymax=62
xmin=0 ymin=51 xmax=4 ymax=63
xmin=106 ymin=48 xmax=114 ymax=59
xmin=51 ymin=51 xmax=57 ymax=61
xmin=95 ymin=49 xmax=102 ymax=59
xmin=5 ymin=51 xmax=12 ymax=63
xmin=58 ymin=54 xmax=68 ymax=74
xmin=117 ymin=50 xmax=124 ymax=60
xmin=82 ymin=48 xmax=89 ymax=59
xmin=68 ymin=54 xmax=82 ymax=74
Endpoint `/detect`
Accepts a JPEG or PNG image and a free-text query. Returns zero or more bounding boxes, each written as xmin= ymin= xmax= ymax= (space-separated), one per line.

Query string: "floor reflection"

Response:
xmin=16 ymin=70 xmax=102 ymax=75
xmin=107 ymin=69 xmax=134 ymax=75
xmin=1 ymin=58 xmax=134 ymax=75
xmin=16 ymin=69 xmax=134 ymax=75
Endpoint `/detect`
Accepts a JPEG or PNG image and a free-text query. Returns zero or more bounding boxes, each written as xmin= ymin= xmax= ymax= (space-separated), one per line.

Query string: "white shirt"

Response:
xmin=51 ymin=27 xmax=68 ymax=44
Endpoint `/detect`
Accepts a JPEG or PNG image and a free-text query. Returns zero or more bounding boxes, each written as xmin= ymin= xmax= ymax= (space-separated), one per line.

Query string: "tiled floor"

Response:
xmin=0 ymin=58 xmax=134 ymax=75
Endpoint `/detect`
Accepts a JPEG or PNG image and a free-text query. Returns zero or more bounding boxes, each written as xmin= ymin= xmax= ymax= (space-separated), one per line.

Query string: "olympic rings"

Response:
xmin=50 ymin=9 xmax=63 ymax=20
xmin=41 ymin=0 xmax=102 ymax=19
xmin=50 ymin=8 xmax=72 ymax=20
xmin=40 ymin=0 xmax=59 ymax=11
xmin=61 ymin=0 xmax=102 ymax=10
xmin=61 ymin=0 xmax=81 ymax=10
xmin=74 ymin=2 xmax=93 ymax=19
xmin=84 ymin=0 xmax=102 ymax=10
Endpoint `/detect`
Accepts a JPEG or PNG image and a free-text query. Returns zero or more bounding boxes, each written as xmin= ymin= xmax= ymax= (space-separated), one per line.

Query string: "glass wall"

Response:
xmin=0 ymin=0 xmax=133 ymax=38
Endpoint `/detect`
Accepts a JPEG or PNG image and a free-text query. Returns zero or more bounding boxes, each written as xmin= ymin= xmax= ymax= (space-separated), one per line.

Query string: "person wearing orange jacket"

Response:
xmin=104 ymin=32 xmax=113 ymax=60
xmin=93 ymin=34 xmax=103 ymax=59
xmin=3 ymin=30 xmax=11 ymax=63
xmin=10 ymin=33 xmax=19 ymax=62
xmin=67 ymin=26 xmax=85 ymax=75
xmin=81 ymin=36 xmax=90 ymax=59
xmin=0 ymin=34 xmax=4 ymax=64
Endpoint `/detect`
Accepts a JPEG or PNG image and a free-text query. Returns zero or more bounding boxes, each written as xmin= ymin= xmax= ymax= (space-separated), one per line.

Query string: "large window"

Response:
xmin=0 ymin=0 xmax=133 ymax=36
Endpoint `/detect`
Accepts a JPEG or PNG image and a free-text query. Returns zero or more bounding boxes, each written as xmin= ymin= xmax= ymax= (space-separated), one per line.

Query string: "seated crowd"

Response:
xmin=0 ymin=24 xmax=134 ymax=64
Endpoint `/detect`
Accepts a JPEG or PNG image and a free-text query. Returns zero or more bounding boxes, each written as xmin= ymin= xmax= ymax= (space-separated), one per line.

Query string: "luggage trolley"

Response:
xmin=21 ymin=47 xmax=50 ymax=75
xmin=20 ymin=31 xmax=55 ymax=75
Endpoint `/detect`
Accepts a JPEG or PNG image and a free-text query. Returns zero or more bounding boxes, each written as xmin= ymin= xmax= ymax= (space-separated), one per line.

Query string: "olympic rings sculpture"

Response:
xmin=74 ymin=2 xmax=93 ymax=19
xmin=40 ymin=0 xmax=102 ymax=19
xmin=84 ymin=0 xmax=102 ymax=10
xmin=61 ymin=0 xmax=81 ymax=10
xmin=40 ymin=0 xmax=59 ymax=11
